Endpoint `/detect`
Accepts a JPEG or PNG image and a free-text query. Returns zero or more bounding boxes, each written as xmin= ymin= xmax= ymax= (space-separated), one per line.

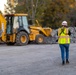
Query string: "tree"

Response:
xmin=4 ymin=0 xmax=18 ymax=14
xmin=15 ymin=0 xmax=26 ymax=13
xmin=42 ymin=0 xmax=76 ymax=28
xmin=15 ymin=0 xmax=52 ymax=24
xmin=67 ymin=0 xmax=76 ymax=27
xmin=15 ymin=0 xmax=76 ymax=28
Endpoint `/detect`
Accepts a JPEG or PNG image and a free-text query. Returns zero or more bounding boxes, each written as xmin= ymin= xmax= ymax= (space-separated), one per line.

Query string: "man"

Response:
xmin=57 ymin=21 xmax=71 ymax=65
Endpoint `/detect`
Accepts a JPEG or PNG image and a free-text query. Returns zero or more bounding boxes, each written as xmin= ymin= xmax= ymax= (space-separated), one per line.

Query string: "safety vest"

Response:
xmin=58 ymin=27 xmax=70 ymax=44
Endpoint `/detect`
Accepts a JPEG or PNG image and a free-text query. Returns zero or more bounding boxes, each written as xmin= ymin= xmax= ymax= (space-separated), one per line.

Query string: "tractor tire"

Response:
xmin=16 ymin=31 xmax=29 ymax=46
xmin=35 ymin=34 xmax=45 ymax=44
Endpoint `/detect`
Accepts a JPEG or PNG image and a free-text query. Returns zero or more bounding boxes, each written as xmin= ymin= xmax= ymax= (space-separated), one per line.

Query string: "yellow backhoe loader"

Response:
xmin=0 ymin=13 xmax=52 ymax=45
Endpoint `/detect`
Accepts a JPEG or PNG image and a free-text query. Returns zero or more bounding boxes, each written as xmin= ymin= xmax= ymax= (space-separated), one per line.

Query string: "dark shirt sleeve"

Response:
xmin=68 ymin=30 xmax=71 ymax=36
xmin=57 ymin=31 xmax=58 ymax=36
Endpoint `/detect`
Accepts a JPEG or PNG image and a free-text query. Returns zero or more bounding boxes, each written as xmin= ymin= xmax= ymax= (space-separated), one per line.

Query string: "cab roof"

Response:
xmin=5 ymin=13 xmax=28 ymax=16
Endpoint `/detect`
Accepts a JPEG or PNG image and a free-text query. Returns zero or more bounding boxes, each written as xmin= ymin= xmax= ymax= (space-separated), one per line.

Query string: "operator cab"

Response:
xmin=5 ymin=14 xmax=30 ymax=35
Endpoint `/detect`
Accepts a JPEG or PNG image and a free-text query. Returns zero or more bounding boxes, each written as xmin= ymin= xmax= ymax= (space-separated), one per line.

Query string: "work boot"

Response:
xmin=66 ymin=59 xmax=69 ymax=64
xmin=62 ymin=61 xmax=65 ymax=65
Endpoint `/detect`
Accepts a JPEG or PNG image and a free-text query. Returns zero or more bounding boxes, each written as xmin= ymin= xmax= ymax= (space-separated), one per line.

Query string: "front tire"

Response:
xmin=16 ymin=31 xmax=29 ymax=46
xmin=35 ymin=34 xmax=45 ymax=44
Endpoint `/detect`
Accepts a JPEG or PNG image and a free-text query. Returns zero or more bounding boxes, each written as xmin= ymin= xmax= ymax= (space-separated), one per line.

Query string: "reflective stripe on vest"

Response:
xmin=58 ymin=28 xmax=70 ymax=44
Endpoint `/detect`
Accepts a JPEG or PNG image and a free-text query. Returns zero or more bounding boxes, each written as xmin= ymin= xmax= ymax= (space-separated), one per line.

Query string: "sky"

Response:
xmin=0 ymin=0 xmax=7 ymax=14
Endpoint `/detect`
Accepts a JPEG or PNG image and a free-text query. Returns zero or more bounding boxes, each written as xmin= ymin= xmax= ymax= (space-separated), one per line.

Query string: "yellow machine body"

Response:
xmin=0 ymin=13 xmax=52 ymax=45
xmin=0 ymin=14 xmax=7 ymax=42
xmin=29 ymin=26 xmax=52 ymax=41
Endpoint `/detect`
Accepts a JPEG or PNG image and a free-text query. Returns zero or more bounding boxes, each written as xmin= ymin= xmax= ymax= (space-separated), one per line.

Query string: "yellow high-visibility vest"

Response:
xmin=58 ymin=27 xmax=70 ymax=44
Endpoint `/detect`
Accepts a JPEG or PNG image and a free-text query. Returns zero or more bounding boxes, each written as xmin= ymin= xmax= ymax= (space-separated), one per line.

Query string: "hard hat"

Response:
xmin=62 ymin=21 xmax=67 ymax=26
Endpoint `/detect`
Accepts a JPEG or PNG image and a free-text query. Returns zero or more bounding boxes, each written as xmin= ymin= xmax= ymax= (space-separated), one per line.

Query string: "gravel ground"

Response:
xmin=0 ymin=43 xmax=76 ymax=75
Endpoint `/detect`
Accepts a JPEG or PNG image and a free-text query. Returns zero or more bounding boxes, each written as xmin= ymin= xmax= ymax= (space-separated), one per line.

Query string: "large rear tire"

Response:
xmin=16 ymin=31 xmax=29 ymax=46
xmin=35 ymin=34 xmax=45 ymax=44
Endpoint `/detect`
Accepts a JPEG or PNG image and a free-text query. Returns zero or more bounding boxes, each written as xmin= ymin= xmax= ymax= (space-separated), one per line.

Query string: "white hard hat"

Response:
xmin=62 ymin=21 xmax=67 ymax=26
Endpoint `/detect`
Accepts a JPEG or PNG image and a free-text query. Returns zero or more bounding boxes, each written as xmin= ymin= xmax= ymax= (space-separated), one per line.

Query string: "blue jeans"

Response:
xmin=59 ymin=44 xmax=70 ymax=61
